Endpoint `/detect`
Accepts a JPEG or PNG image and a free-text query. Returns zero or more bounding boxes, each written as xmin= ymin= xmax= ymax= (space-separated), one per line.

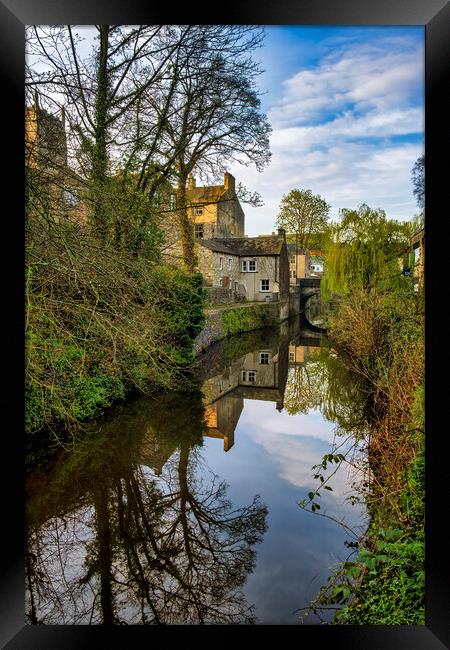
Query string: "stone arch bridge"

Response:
xmin=298 ymin=277 xmax=321 ymax=311
xmin=298 ymin=277 xmax=325 ymax=333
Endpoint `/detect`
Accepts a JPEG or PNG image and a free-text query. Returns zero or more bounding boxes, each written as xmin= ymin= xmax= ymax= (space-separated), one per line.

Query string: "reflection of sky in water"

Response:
xmin=200 ymin=399 xmax=367 ymax=624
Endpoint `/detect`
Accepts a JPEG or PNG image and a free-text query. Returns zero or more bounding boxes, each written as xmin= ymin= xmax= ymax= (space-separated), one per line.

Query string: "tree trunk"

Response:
xmin=91 ymin=25 xmax=110 ymax=244
xmin=176 ymin=174 xmax=197 ymax=273
xmin=93 ymin=480 xmax=114 ymax=624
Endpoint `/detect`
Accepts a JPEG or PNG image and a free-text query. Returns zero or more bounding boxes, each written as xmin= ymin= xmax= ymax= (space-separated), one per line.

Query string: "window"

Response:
xmin=219 ymin=278 xmax=223 ymax=287
xmin=241 ymin=259 xmax=256 ymax=272
xmin=259 ymin=352 xmax=270 ymax=365
xmin=241 ymin=370 xmax=256 ymax=382
xmin=289 ymin=352 xmax=295 ymax=362
xmin=260 ymin=279 xmax=270 ymax=292
xmin=248 ymin=371 xmax=256 ymax=382
xmin=194 ymin=206 xmax=203 ymax=216
xmin=219 ymin=256 xmax=223 ymax=270
xmin=290 ymin=255 xmax=296 ymax=264
xmin=170 ymin=194 xmax=176 ymax=210
xmin=194 ymin=223 xmax=204 ymax=239
xmin=241 ymin=371 xmax=246 ymax=381
xmin=228 ymin=257 xmax=232 ymax=271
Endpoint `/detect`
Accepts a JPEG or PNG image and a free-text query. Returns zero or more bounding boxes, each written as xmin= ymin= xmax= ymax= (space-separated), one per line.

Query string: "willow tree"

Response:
xmin=321 ymin=204 xmax=411 ymax=297
xmin=275 ymin=188 xmax=330 ymax=250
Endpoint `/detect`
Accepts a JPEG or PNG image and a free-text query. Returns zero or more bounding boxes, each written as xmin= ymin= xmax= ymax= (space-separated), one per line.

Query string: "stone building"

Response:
xmin=286 ymin=244 xmax=311 ymax=284
xmin=25 ymin=103 xmax=89 ymax=226
xmin=161 ymin=172 xmax=245 ymax=265
xmin=198 ymin=229 xmax=289 ymax=302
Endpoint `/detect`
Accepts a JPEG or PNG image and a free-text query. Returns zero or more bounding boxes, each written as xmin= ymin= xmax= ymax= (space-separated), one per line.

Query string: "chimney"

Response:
xmin=224 ymin=172 xmax=235 ymax=192
xmin=277 ymin=227 xmax=286 ymax=242
xmin=188 ymin=174 xmax=196 ymax=190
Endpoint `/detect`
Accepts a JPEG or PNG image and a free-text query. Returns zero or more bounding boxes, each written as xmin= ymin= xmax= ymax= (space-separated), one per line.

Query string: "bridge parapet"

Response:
xmin=298 ymin=278 xmax=321 ymax=289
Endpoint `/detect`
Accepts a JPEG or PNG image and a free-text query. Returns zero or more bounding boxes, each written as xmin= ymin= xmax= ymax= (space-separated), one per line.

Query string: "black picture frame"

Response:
xmin=1 ymin=0 xmax=448 ymax=647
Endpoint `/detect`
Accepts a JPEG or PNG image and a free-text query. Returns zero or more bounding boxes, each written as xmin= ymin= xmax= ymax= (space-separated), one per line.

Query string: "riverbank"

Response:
xmin=25 ymin=214 xmax=205 ymax=446
xmin=26 ymin=209 xmax=299 ymax=451
xmin=193 ymin=298 xmax=295 ymax=355
xmin=306 ymin=286 xmax=425 ymax=624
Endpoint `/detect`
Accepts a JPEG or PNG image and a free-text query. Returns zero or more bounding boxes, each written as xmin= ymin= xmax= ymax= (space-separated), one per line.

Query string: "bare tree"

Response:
xmin=152 ymin=26 xmax=272 ymax=271
xmin=411 ymin=154 xmax=425 ymax=212
xmin=26 ymin=392 xmax=267 ymax=624
xmin=26 ymin=25 xmax=193 ymax=245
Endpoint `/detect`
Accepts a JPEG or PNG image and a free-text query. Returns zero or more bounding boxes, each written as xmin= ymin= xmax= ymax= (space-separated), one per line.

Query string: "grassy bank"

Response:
xmin=307 ymin=286 xmax=424 ymax=624
xmin=26 ymin=213 xmax=205 ymax=448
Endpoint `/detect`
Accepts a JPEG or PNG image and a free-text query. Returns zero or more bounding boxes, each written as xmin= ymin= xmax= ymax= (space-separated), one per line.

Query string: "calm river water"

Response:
xmin=26 ymin=318 xmax=368 ymax=625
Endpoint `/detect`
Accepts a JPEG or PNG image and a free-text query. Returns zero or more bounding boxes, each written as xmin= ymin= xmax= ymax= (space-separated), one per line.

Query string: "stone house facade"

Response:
xmin=198 ymin=229 xmax=289 ymax=302
xmin=161 ymin=172 xmax=245 ymax=265
xmin=286 ymin=244 xmax=311 ymax=284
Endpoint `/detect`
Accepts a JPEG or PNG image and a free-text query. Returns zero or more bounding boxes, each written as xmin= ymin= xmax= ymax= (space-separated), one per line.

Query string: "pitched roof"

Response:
xmin=186 ymin=185 xmax=226 ymax=204
xmin=199 ymin=236 xmax=285 ymax=256
xmin=286 ymin=244 xmax=309 ymax=254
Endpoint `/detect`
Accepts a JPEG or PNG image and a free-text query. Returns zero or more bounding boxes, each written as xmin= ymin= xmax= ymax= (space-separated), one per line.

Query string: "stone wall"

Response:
xmin=288 ymin=286 xmax=300 ymax=317
xmin=204 ymin=286 xmax=234 ymax=304
xmin=193 ymin=300 xmax=291 ymax=355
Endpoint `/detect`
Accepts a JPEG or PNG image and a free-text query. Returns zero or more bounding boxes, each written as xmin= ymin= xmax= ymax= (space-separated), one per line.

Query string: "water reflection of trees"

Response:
xmin=26 ymin=392 xmax=267 ymax=624
xmin=284 ymin=346 xmax=368 ymax=436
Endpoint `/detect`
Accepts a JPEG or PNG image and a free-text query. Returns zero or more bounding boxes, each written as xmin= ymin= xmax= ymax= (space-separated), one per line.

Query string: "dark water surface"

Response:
xmin=26 ymin=318 xmax=368 ymax=625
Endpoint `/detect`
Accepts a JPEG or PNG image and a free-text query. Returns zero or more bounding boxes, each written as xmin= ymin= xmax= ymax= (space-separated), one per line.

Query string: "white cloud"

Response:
xmin=231 ymin=31 xmax=424 ymax=235
xmin=239 ymin=400 xmax=367 ymax=528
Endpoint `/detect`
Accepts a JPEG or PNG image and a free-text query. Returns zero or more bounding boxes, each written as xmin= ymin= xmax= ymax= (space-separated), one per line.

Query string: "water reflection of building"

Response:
xmin=204 ymin=398 xmax=242 ymax=451
xmin=200 ymin=332 xmax=290 ymax=451
xmin=288 ymin=344 xmax=309 ymax=365
xmin=288 ymin=323 xmax=322 ymax=367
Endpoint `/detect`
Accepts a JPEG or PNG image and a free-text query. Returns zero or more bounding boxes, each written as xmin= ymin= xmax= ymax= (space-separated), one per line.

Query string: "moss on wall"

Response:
xmin=221 ymin=303 xmax=278 ymax=336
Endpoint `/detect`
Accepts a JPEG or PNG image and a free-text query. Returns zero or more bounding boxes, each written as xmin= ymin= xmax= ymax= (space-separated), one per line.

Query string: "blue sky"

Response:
xmin=232 ymin=26 xmax=424 ymax=235
xmin=30 ymin=26 xmax=424 ymax=235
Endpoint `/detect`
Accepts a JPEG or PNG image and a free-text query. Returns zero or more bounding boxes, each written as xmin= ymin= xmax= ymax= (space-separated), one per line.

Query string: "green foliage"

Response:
xmin=221 ymin=304 xmax=277 ymax=336
xmin=276 ymin=188 xmax=330 ymax=249
xmin=336 ymin=527 xmax=425 ymax=625
xmin=321 ymin=204 xmax=412 ymax=299
xmin=25 ymin=211 xmax=206 ymax=440
xmin=301 ymin=244 xmax=424 ymax=625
